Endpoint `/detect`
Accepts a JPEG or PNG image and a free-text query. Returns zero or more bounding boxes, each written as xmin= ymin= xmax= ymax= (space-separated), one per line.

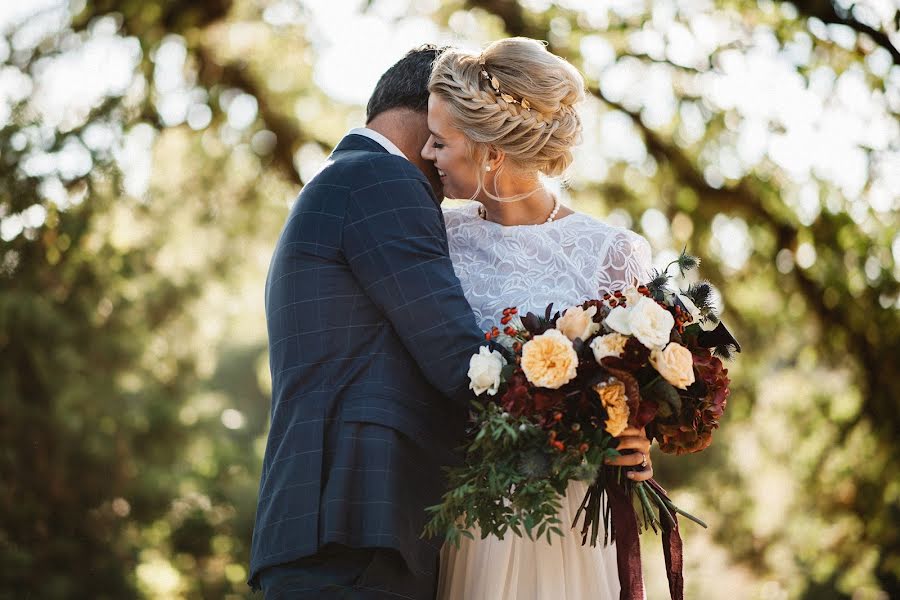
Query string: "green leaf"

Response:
xmin=500 ymin=363 xmax=517 ymax=380
xmin=645 ymin=378 xmax=682 ymax=416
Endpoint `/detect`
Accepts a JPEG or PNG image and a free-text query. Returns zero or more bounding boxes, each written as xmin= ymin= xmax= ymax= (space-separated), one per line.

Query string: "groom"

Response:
xmin=248 ymin=46 xmax=487 ymax=599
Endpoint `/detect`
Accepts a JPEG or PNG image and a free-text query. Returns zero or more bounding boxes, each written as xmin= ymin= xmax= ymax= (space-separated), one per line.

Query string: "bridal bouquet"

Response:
xmin=424 ymin=251 xmax=739 ymax=598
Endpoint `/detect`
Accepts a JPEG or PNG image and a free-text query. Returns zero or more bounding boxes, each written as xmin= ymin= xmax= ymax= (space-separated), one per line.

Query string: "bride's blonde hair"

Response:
xmin=428 ymin=37 xmax=585 ymax=201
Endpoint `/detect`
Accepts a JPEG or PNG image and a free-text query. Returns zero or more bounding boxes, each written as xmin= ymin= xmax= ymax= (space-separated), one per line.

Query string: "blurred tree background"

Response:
xmin=0 ymin=0 xmax=896 ymax=598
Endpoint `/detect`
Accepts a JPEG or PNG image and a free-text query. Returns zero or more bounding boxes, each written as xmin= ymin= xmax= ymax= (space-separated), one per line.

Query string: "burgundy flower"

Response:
xmin=648 ymin=349 xmax=730 ymax=455
xmin=500 ymin=371 xmax=532 ymax=416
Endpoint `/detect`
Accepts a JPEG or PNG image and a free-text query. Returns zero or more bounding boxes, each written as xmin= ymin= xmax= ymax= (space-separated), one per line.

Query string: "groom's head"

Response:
xmin=366 ymin=45 xmax=448 ymax=198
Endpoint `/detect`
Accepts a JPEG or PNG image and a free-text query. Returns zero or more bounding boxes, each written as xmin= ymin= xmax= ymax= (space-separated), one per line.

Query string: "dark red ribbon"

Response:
xmin=608 ymin=477 xmax=684 ymax=600
xmin=647 ymin=478 xmax=684 ymax=600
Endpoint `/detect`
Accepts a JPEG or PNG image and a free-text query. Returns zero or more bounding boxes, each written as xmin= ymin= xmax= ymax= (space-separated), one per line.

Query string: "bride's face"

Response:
xmin=421 ymin=94 xmax=482 ymax=200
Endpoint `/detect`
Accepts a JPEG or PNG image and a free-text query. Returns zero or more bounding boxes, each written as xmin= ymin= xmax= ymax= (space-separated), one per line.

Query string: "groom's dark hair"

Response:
xmin=366 ymin=44 xmax=449 ymax=124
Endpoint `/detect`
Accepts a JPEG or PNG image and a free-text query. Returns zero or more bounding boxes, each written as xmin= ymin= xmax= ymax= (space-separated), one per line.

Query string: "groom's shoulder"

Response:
xmin=318 ymin=148 xmax=427 ymax=193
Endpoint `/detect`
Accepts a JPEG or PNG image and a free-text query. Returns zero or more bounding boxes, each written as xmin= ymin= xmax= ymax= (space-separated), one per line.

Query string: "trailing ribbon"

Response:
xmin=647 ymin=478 xmax=684 ymax=600
xmin=606 ymin=476 xmax=683 ymax=600
xmin=606 ymin=475 xmax=644 ymax=599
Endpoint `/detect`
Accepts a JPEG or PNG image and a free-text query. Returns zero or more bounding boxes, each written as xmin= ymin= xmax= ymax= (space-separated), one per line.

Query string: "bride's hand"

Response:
xmin=605 ymin=426 xmax=654 ymax=482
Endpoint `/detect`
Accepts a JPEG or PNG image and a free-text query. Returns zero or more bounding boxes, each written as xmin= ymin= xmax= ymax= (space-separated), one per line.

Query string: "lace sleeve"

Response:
xmin=596 ymin=230 xmax=653 ymax=294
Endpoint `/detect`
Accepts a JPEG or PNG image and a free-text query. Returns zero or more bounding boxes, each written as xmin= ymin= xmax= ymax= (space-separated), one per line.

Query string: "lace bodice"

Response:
xmin=444 ymin=201 xmax=652 ymax=331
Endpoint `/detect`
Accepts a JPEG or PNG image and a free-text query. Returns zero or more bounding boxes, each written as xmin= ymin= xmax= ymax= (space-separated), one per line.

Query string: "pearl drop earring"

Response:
xmin=485 ymin=166 xmax=491 ymax=172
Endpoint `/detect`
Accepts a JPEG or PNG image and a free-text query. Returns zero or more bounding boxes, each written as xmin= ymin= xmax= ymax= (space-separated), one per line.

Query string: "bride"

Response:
xmin=421 ymin=38 xmax=656 ymax=599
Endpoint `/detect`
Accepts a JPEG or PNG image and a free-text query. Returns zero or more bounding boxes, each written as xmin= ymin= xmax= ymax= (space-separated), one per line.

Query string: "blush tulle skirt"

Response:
xmin=437 ymin=479 xmax=621 ymax=600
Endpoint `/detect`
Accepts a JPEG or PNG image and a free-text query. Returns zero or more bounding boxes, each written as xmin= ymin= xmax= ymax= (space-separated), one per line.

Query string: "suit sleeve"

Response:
xmin=341 ymin=169 xmax=487 ymax=405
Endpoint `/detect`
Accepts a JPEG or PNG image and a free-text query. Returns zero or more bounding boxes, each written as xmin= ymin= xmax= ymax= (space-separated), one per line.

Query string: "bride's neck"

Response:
xmin=476 ymin=178 xmax=556 ymax=226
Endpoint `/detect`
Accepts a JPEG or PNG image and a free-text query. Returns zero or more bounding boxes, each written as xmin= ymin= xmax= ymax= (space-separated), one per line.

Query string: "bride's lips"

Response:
xmin=436 ymin=166 xmax=447 ymax=178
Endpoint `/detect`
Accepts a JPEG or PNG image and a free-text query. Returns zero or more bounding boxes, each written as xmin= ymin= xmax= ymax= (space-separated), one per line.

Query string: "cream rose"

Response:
xmin=468 ymin=346 xmax=506 ymax=396
xmin=590 ymin=333 xmax=629 ymax=363
xmin=520 ymin=329 xmax=578 ymax=389
xmin=556 ymin=305 xmax=601 ymax=342
xmin=650 ymin=342 xmax=696 ymax=390
xmin=627 ymin=296 xmax=674 ymax=350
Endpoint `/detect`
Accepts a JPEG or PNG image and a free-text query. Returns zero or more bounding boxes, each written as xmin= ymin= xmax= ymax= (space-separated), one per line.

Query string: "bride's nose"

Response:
xmin=421 ymin=135 xmax=435 ymax=161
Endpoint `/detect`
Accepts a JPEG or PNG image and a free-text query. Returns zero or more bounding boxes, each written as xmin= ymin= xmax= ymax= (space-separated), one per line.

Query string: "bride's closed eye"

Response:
xmin=432 ymin=141 xmax=445 ymax=149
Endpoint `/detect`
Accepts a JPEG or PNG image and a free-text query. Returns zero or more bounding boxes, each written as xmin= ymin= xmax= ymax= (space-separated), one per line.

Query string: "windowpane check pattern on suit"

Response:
xmin=249 ymin=134 xmax=487 ymax=597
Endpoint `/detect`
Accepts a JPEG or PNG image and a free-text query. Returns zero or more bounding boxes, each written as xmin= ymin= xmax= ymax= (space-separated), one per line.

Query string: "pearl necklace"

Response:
xmin=544 ymin=195 xmax=561 ymax=224
xmin=478 ymin=194 xmax=561 ymax=225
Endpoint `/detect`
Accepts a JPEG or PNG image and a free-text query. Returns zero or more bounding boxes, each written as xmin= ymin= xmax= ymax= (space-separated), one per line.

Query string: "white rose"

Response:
xmin=650 ymin=343 xmax=696 ymax=390
xmin=627 ymin=296 xmax=675 ymax=350
xmin=590 ymin=333 xmax=629 ymax=363
xmin=604 ymin=306 xmax=632 ymax=336
xmin=556 ymin=305 xmax=601 ymax=342
xmin=468 ymin=346 xmax=506 ymax=396
xmin=623 ymin=286 xmax=643 ymax=307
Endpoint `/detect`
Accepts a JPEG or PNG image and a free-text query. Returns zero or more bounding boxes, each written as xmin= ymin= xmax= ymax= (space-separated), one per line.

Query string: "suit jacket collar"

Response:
xmin=330 ymin=133 xmax=440 ymax=207
xmin=332 ymin=133 xmax=390 ymax=155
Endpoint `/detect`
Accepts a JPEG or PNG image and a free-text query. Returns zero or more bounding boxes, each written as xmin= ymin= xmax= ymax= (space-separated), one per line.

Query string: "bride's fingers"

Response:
xmin=606 ymin=426 xmax=653 ymax=469
xmin=628 ymin=464 xmax=654 ymax=482
xmin=613 ymin=436 xmax=651 ymax=455
xmin=604 ymin=451 xmax=647 ymax=467
xmin=617 ymin=427 xmax=644 ymax=438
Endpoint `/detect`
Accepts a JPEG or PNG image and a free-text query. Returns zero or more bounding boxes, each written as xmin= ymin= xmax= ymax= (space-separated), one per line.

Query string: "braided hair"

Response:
xmin=428 ymin=37 xmax=585 ymax=193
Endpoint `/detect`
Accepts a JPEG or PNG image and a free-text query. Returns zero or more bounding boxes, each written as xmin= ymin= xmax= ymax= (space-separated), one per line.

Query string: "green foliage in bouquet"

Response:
xmin=423 ymin=401 xmax=620 ymax=547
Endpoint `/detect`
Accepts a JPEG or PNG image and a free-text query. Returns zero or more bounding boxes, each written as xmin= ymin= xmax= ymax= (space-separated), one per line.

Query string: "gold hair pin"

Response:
xmin=479 ymin=60 xmax=532 ymax=110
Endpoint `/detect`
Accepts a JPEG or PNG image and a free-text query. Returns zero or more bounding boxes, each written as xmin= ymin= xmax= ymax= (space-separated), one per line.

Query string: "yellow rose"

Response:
xmin=556 ymin=305 xmax=601 ymax=342
xmin=521 ymin=329 xmax=578 ymax=389
xmin=589 ymin=332 xmax=629 ymax=363
xmin=650 ymin=343 xmax=696 ymax=390
xmin=593 ymin=378 xmax=630 ymax=437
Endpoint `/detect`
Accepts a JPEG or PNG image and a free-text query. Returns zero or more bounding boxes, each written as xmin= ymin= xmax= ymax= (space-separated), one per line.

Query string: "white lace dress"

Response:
xmin=437 ymin=201 xmax=652 ymax=600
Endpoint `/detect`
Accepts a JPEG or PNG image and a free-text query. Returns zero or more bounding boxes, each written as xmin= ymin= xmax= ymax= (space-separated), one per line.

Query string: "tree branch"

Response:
xmin=194 ymin=44 xmax=317 ymax=184
xmin=788 ymin=0 xmax=900 ymax=65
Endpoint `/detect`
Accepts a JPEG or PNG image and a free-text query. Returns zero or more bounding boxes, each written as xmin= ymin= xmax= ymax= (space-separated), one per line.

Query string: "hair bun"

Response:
xmin=430 ymin=37 xmax=585 ymax=178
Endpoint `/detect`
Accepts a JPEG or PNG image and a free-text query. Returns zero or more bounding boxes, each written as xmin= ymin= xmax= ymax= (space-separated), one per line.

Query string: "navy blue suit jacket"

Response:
xmin=249 ymin=134 xmax=486 ymax=588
